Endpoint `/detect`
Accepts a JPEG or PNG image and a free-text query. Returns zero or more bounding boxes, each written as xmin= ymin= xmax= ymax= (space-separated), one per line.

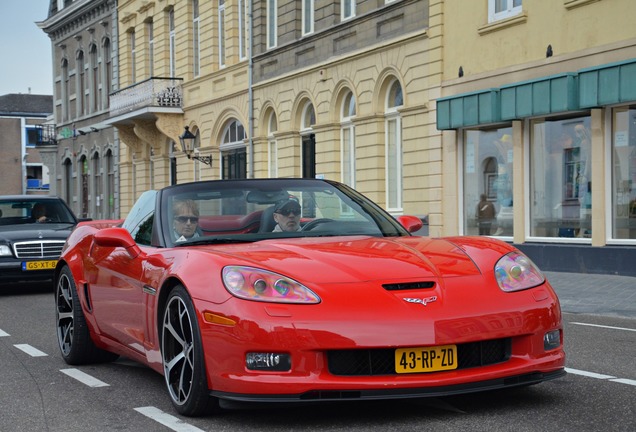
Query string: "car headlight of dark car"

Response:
xmin=0 ymin=244 xmax=13 ymax=257
xmin=222 ymin=266 xmax=321 ymax=304
xmin=494 ymin=251 xmax=545 ymax=292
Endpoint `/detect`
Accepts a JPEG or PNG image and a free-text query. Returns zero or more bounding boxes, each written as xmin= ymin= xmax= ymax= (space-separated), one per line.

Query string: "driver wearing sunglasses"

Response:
xmin=173 ymin=199 xmax=201 ymax=242
xmin=272 ymin=199 xmax=302 ymax=232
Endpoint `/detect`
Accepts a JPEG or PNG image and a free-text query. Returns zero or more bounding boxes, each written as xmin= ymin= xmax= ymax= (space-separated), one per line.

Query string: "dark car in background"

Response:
xmin=0 ymin=196 xmax=79 ymax=286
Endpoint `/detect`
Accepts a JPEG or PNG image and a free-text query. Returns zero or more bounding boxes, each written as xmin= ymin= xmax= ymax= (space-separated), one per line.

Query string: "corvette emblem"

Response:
xmin=403 ymin=296 xmax=438 ymax=306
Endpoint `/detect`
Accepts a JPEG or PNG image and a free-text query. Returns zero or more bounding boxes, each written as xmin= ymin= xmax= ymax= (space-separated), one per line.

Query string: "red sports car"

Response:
xmin=55 ymin=178 xmax=565 ymax=416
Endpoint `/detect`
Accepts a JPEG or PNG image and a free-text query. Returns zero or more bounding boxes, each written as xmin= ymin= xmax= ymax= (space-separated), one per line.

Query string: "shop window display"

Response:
xmin=612 ymin=108 xmax=636 ymax=240
xmin=530 ymin=116 xmax=591 ymax=238
xmin=463 ymin=127 xmax=513 ymax=236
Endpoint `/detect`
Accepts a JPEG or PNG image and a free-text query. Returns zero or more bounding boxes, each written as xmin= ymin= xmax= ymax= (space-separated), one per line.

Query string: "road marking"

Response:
xmin=60 ymin=368 xmax=110 ymax=388
xmin=14 ymin=344 xmax=47 ymax=357
xmin=0 ymin=328 xmax=9 ymax=337
xmin=566 ymin=368 xmax=636 ymax=387
xmin=570 ymin=322 xmax=636 ymax=332
xmin=134 ymin=406 xmax=206 ymax=432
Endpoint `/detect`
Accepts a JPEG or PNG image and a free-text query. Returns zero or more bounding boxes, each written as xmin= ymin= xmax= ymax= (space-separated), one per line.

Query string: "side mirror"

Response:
xmin=397 ymin=215 xmax=424 ymax=234
xmin=94 ymin=227 xmax=141 ymax=259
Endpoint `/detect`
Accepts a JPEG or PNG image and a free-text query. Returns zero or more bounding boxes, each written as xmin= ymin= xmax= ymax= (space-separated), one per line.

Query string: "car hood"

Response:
xmin=0 ymin=224 xmax=75 ymax=243
xmin=200 ymin=236 xmax=480 ymax=284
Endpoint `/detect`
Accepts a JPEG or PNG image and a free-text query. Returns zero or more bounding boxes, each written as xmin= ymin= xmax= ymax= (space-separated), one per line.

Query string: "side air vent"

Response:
xmin=382 ymin=281 xmax=435 ymax=291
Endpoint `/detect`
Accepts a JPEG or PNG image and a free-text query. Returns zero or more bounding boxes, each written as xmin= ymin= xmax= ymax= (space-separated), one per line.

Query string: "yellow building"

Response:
xmin=437 ymin=0 xmax=636 ymax=274
xmin=108 ymin=0 xmax=442 ymax=231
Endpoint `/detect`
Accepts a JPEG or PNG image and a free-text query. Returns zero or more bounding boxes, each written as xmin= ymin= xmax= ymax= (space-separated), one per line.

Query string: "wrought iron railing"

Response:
xmin=109 ymin=77 xmax=184 ymax=116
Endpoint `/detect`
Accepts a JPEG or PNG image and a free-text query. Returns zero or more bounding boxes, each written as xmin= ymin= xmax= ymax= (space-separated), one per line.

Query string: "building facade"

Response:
xmin=436 ymin=0 xmax=636 ymax=274
xmin=108 ymin=0 xmax=442 ymax=226
xmin=38 ymin=0 xmax=119 ymax=219
xmin=0 ymin=94 xmax=54 ymax=196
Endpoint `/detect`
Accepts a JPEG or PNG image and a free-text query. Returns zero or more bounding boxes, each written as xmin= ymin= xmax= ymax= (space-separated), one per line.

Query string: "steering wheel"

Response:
xmin=301 ymin=218 xmax=334 ymax=231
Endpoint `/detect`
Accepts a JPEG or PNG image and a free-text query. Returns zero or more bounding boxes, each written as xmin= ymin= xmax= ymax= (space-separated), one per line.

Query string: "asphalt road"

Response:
xmin=1 ymin=283 xmax=634 ymax=432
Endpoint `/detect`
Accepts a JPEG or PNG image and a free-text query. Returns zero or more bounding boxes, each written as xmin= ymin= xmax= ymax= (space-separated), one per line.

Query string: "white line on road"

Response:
xmin=0 ymin=328 xmax=9 ymax=337
xmin=566 ymin=368 xmax=636 ymax=387
xmin=14 ymin=344 xmax=47 ymax=357
xmin=570 ymin=322 xmax=636 ymax=332
xmin=134 ymin=406 xmax=207 ymax=432
xmin=60 ymin=368 xmax=110 ymax=388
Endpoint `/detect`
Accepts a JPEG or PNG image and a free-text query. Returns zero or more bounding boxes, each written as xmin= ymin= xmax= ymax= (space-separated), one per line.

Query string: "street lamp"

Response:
xmin=179 ymin=126 xmax=212 ymax=166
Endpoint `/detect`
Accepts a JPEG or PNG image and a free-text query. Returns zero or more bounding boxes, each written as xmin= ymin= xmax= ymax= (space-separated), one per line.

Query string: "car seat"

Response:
xmin=259 ymin=206 xmax=277 ymax=232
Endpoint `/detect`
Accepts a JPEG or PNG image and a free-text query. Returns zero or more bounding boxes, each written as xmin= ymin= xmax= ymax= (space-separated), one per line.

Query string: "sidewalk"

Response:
xmin=544 ymin=271 xmax=636 ymax=319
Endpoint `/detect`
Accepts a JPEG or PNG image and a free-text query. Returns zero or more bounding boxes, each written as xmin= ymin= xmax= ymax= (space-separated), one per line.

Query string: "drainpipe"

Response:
xmin=248 ymin=0 xmax=254 ymax=178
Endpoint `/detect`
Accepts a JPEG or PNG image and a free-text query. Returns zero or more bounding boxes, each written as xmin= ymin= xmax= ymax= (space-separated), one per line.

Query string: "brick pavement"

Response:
xmin=544 ymin=271 xmax=636 ymax=319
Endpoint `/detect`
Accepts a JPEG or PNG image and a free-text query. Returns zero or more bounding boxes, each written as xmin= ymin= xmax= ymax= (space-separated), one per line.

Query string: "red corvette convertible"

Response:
xmin=55 ymin=178 xmax=565 ymax=416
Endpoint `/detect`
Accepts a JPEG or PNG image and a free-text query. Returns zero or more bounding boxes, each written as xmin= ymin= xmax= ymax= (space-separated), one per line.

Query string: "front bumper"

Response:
xmin=212 ymin=369 xmax=566 ymax=403
xmin=0 ymin=260 xmax=56 ymax=283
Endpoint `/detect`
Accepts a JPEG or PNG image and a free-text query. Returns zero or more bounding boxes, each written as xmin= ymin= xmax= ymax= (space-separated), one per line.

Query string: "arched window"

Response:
xmin=92 ymin=152 xmax=101 ymax=218
xmin=63 ymin=158 xmax=73 ymax=208
xmin=300 ymin=101 xmax=316 ymax=179
xmin=221 ymin=120 xmax=247 ymax=179
xmin=385 ymin=79 xmax=403 ymax=211
xmin=341 ymin=90 xmax=356 ymax=187
xmin=105 ymin=149 xmax=115 ymax=218
xmin=89 ymin=44 xmax=98 ymax=112
xmin=76 ymin=50 xmax=85 ymax=116
xmin=61 ymin=58 xmax=69 ymax=121
xmin=268 ymin=111 xmax=278 ymax=178
xmin=102 ymin=38 xmax=111 ymax=109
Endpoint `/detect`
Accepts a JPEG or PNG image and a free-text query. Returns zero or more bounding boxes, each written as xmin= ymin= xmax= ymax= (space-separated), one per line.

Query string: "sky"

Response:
xmin=0 ymin=0 xmax=53 ymax=96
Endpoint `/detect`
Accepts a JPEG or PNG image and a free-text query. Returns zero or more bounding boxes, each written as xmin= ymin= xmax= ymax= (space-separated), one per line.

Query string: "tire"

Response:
xmin=55 ymin=265 xmax=118 ymax=364
xmin=161 ymin=285 xmax=220 ymax=416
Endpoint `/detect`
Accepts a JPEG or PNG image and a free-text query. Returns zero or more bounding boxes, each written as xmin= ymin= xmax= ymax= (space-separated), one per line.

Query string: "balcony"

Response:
xmin=109 ymin=77 xmax=184 ymax=117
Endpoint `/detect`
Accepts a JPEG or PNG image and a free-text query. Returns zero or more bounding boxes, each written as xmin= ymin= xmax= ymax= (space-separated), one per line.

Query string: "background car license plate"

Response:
xmin=395 ymin=345 xmax=457 ymax=373
xmin=22 ymin=260 xmax=57 ymax=271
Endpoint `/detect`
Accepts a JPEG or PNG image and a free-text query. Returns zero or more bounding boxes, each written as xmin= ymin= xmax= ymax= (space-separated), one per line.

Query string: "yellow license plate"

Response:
xmin=395 ymin=344 xmax=458 ymax=373
xmin=22 ymin=260 xmax=57 ymax=271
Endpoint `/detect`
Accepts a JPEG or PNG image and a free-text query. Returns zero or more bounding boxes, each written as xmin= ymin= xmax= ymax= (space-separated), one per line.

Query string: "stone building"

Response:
xmin=0 ymin=94 xmax=54 ymax=196
xmin=38 ymin=0 xmax=119 ymax=219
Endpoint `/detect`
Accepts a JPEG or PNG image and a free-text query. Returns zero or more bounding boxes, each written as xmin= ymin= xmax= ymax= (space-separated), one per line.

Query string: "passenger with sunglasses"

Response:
xmin=272 ymin=199 xmax=302 ymax=232
xmin=172 ymin=199 xmax=201 ymax=242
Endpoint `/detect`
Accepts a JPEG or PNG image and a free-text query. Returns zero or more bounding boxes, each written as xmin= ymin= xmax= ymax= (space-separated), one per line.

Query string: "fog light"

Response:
xmin=246 ymin=352 xmax=291 ymax=371
xmin=544 ymin=329 xmax=561 ymax=350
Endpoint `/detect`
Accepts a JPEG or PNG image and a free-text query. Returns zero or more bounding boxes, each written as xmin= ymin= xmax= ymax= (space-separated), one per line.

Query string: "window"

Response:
xmin=77 ymin=50 xmax=85 ymax=116
xmin=488 ymin=0 xmax=522 ymax=22
xmin=221 ymin=120 xmax=247 ymax=179
xmin=341 ymin=91 xmax=356 ymax=187
xmin=61 ymin=59 xmax=69 ymax=121
xmin=463 ymin=128 xmax=513 ymax=236
xmin=169 ymin=9 xmax=176 ymax=77
xmin=267 ymin=0 xmax=277 ymax=49
xmin=385 ymin=79 xmax=403 ymax=211
xmin=105 ymin=149 xmax=115 ymax=219
xmin=129 ymin=31 xmax=136 ymax=84
xmin=89 ymin=44 xmax=98 ymax=112
xmin=102 ymin=38 xmax=111 ymax=109
xmin=92 ymin=153 xmax=101 ymax=218
xmin=193 ymin=1 xmax=200 ymax=76
xmin=302 ymin=0 xmax=314 ymax=36
xmin=301 ymin=102 xmax=316 ymax=180
xmin=194 ymin=129 xmax=201 ymax=181
xmin=63 ymin=159 xmax=73 ymax=206
xmin=268 ymin=111 xmax=278 ymax=178
xmin=238 ymin=0 xmax=248 ymax=59
xmin=147 ymin=21 xmax=154 ymax=77
xmin=218 ymin=0 xmax=226 ymax=67
xmin=530 ymin=116 xmax=591 ymax=239
xmin=611 ymin=107 xmax=636 ymax=241
xmin=26 ymin=127 xmax=40 ymax=147
xmin=342 ymin=0 xmax=356 ymax=21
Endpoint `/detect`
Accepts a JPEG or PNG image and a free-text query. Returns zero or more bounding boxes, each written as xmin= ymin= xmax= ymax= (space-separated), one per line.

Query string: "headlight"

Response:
xmin=494 ymin=251 xmax=544 ymax=292
xmin=0 ymin=245 xmax=13 ymax=257
xmin=222 ymin=266 xmax=321 ymax=304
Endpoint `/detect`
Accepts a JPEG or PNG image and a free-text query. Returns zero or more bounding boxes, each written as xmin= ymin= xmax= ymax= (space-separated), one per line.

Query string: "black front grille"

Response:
xmin=13 ymin=241 xmax=65 ymax=259
xmin=327 ymin=338 xmax=511 ymax=376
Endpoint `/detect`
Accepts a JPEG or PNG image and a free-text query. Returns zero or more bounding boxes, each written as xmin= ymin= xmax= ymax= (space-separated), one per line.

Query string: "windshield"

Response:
xmin=0 ymin=198 xmax=76 ymax=226
xmin=160 ymin=179 xmax=408 ymax=246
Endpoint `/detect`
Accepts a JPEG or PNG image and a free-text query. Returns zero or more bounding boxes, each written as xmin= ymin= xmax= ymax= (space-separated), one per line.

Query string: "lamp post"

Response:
xmin=179 ymin=126 xmax=212 ymax=166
